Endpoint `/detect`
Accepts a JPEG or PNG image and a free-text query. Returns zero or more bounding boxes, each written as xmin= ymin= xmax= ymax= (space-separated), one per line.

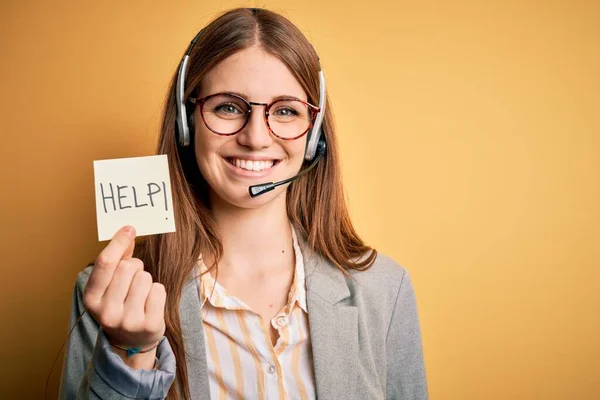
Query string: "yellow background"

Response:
xmin=1 ymin=1 xmax=598 ymax=398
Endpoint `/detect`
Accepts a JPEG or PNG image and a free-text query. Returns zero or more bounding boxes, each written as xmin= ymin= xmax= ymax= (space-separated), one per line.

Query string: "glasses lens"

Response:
xmin=202 ymin=94 xmax=249 ymax=135
xmin=268 ymin=100 xmax=312 ymax=139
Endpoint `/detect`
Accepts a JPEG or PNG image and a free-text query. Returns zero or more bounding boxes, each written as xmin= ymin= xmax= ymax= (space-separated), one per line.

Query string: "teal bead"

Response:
xmin=126 ymin=347 xmax=142 ymax=357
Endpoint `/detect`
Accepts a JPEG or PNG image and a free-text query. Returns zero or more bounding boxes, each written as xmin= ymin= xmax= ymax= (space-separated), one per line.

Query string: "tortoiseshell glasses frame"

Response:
xmin=188 ymin=92 xmax=321 ymax=141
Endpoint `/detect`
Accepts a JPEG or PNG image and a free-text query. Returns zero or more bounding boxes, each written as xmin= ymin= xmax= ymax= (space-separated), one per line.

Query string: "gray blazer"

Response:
xmin=60 ymin=239 xmax=428 ymax=399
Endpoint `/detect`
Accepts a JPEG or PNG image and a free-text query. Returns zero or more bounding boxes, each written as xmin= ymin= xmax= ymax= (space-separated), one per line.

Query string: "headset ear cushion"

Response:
xmin=177 ymin=106 xmax=195 ymax=147
xmin=317 ymin=137 xmax=327 ymax=155
xmin=188 ymin=111 xmax=195 ymax=131
xmin=305 ymin=127 xmax=324 ymax=161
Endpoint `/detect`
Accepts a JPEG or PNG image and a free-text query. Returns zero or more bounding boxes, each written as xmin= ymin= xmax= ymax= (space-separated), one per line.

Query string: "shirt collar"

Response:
xmin=290 ymin=225 xmax=308 ymax=313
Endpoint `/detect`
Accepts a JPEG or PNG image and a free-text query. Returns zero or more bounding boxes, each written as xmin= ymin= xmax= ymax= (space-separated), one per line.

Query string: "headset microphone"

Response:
xmin=248 ymin=139 xmax=326 ymax=197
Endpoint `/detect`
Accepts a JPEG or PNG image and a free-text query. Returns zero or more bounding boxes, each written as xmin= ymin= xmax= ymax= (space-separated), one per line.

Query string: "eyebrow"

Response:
xmin=222 ymin=91 xmax=306 ymax=102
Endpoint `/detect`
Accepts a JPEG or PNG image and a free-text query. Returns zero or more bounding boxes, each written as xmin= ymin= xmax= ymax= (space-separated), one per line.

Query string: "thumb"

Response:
xmin=120 ymin=225 xmax=136 ymax=260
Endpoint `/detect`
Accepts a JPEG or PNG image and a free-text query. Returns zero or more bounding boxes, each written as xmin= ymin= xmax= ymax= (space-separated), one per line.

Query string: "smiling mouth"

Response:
xmin=225 ymin=157 xmax=281 ymax=172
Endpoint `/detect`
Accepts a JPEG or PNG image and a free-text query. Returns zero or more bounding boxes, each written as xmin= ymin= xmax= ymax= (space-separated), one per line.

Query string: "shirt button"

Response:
xmin=267 ymin=363 xmax=276 ymax=374
xmin=276 ymin=316 xmax=288 ymax=327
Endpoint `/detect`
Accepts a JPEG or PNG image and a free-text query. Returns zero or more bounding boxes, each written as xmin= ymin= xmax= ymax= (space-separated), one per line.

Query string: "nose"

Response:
xmin=236 ymin=108 xmax=274 ymax=150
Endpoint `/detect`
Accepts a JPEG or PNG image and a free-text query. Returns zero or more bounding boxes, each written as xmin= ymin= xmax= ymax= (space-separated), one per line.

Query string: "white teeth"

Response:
xmin=230 ymin=158 xmax=276 ymax=172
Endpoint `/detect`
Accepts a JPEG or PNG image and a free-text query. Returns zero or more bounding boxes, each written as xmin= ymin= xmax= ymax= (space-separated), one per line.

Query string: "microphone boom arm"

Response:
xmin=248 ymin=140 xmax=326 ymax=198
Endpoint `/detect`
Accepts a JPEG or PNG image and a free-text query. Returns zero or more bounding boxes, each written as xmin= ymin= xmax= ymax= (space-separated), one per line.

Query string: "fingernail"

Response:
xmin=123 ymin=226 xmax=133 ymax=234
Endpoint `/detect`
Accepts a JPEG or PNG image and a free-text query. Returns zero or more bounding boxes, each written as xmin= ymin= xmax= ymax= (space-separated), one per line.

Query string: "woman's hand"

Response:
xmin=83 ymin=226 xmax=166 ymax=369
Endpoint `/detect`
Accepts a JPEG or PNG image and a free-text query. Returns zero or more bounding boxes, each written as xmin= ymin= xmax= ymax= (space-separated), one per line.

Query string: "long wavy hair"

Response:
xmin=135 ymin=8 xmax=376 ymax=399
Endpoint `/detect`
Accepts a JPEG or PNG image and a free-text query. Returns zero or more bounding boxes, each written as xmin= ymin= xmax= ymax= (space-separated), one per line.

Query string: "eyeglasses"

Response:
xmin=189 ymin=93 xmax=320 ymax=140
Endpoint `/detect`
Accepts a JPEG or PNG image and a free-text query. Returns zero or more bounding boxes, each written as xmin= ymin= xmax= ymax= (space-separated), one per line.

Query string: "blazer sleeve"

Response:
xmin=385 ymin=268 xmax=428 ymax=399
xmin=58 ymin=267 xmax=177 ymax=399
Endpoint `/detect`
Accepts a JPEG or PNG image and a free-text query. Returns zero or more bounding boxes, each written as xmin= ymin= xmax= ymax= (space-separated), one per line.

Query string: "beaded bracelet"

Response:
xmin=111 ymin=341 xmax=159 ymax=357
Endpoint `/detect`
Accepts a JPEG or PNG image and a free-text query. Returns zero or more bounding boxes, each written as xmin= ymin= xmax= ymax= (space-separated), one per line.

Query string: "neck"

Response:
xmin=203 ymin=192 xmax=294 ymax=278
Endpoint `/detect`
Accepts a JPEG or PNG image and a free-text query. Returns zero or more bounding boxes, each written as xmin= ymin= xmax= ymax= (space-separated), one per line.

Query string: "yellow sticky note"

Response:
xmin=93 ymin=155 xmax=176 ymax=241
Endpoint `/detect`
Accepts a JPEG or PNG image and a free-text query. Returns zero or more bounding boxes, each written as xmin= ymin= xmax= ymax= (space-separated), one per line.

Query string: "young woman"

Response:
xmin=60 ymin=8 xmax=427 ymax=400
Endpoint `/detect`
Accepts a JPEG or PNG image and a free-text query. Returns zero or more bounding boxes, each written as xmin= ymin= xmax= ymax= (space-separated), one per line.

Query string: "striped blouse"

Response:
xmin=197 ymin=228 xmax=316 ymax=400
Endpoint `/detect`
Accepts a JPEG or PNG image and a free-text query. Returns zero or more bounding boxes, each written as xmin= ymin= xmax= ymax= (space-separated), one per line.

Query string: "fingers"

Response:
xmin=145 ymin=283 xmax=167 ymax=333
xmin=123 ymin=270 xmax=153 ymax=315
xmin=84 ymin=226 xmax=136 ymax=305
xmin=102 ymin=258 xmax=144 ymax=304
xmin=80 ymin=225 xmax=167 ymax=349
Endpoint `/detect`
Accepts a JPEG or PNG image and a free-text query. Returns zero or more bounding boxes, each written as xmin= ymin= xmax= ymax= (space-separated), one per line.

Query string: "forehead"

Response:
xmin=199 ymin=45 xmax=307 ymax=101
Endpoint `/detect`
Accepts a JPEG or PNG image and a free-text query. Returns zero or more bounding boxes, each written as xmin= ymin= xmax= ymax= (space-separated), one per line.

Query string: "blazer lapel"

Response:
xmin=179 ymin=275 xmax=211 ymax=399
xmin=301 ymin=239 xmax=359 ymax=400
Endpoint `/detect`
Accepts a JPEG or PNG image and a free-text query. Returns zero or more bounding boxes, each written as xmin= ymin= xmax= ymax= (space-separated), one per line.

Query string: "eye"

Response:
xmin=214 ymin=103 xmax=244 ymax=115
xmin=272 ymin=106 xmax=299 ymax=117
